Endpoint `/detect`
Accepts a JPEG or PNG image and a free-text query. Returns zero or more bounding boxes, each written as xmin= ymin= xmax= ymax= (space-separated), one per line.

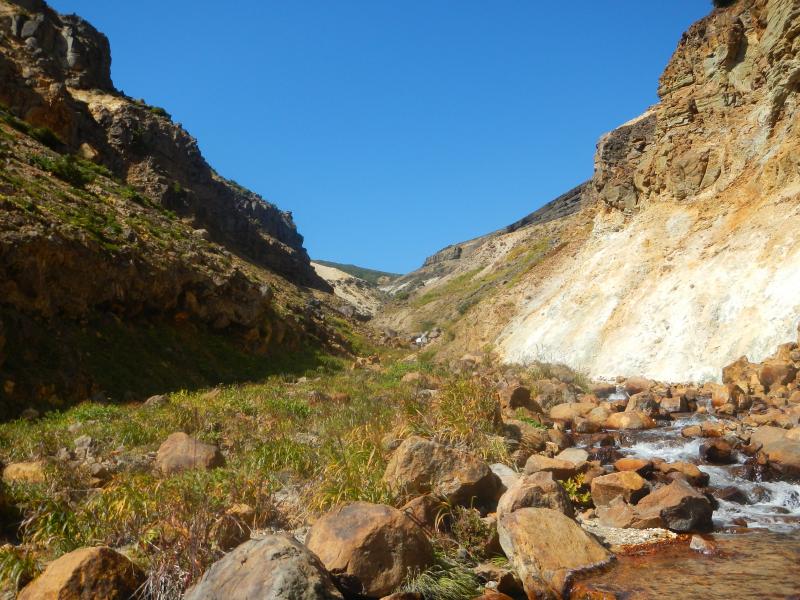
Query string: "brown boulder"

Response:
xmin=401 ymin=494 xmax=444 ymax=532
xmin=699 ymin=440 xmax=734 ymax=464
xmin=549 ymin=402 xmax=596 ymax=422
xmin=383 ymin=436 xmax=498 ymax=506
xmin=523 ymin=455 xmax=579 ymax=480
xmin=155 ymin=432 xmax=225 ymax=475
xmin=590 ymin=471 xmax=649 ymax=507
xmin=498 ymin=384 xmax=541 ymax=413
xmin=614 ymin=457 xmax=653 ymax=475
xmin=624 ymin=377 xmax=653 ymax=395
xmin=625 ymin=392 xmax=660 ymax=416
xmin=18 ymin=547 xmax=144 ymax=600
xmin=722 ymin=356 xmax=758 ymax=391
xmin=606 ymin=411 xmax=656 ymax=430
xmin=496 ymin=471 xmax=574 ymax=518
xmin=595 ymin=496 xmax=662 ymax=530
xmin=759 ymin=360 xmax=798 ymax=391
xmin=306 ymin=502 xmax=434 ymax=598
xmin=634 ymin=479 xmax=713 ymax=532
xmin=751 ymin=427 xmax=800 ymax=476
xmin=497 ymin=508 xmax=613 ymax=599
xmin=656 ymin=462 xmax=709 ymax=487
xmin=184 ymin=535 xmax=343 ymax=600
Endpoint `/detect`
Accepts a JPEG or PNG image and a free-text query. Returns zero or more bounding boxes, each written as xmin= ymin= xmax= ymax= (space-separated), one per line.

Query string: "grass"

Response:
xmin=0 ymin=343 xmax=538 ymax=596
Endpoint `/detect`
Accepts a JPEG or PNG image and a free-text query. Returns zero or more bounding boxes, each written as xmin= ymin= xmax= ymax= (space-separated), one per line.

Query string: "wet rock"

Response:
xmin=750 ymin=426 xmax=800 ymax=476
xmin=306 ymin=501 xmax=434 ymax=598
xmin=590 ymin=471 xmax=649 ymax=507
xmin=606 ymin=411 xmax=656 ymax=430
xmin=523 ymin=454 xmax=579 ymax=480
xmin=659 ymin=393 xmax=688 ymax=414
xmin=184 ymin=535 xmax=343 ymax=600
xmin=155 ymin=432 xmax=225 ymax=475
xmin=614 ymin=457 xmax=653 ymax=475
xmin=634 ymin=479 xmax=713 ymax=532
xmin=625 ymin=392 xmax=660 ymax=417
xmin=689 ymin=534 xmax=717 ymax=554
xmin=498 ymin=507 xmax=613 ymax=599
xmin=497 ymin=471 xmax=574 ymax=518
xmin=699 ymin=439 xmax=734 ymax=464
xmin=624 ymin=377 xmax=653 ymax=395
xmin=656 ymin=462 xmax=709 ymax=487
xmin=681 ymin=424 xmax=702 ymax=438
xmin=590 ymin=383 xmax=618 ymax=398
xmin=18 ymin=546 xmax=144 ymax=600
xmin=383 ymin=436 xmax=499 ymax=506
xmin=714 ymin=486 xmax=749 ymax=504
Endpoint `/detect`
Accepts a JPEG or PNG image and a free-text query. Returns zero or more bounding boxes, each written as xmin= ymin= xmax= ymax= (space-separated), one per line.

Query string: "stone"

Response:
xmin=699 ymin=440 xmax=734 ymax=464
xmin=383 ymin=436 xmax=499 ymax=506
xmin=549 ymin=402 xmax=595 ymax=422
xmin=496 ymin=471 xmax=574 ymax=518
xmin=523 ymin=454 xmax=579 ymax=480
xmin=722 ymin=356 xmax=758 ymax=391
xmin=18 ymin=547 xmax=144 ymax=600
xmin=749 ymin=426 xmax=800 ymax=476
xmin=659 ymin=394 xmax=688 ymax=413
xmin=590 ymin=471 xmax=649 ymax=506
xmin=184 ymin=535 xmax=343 ymax=600
xmin=473 ymin=563 xmax=525 ymax=598
xmin=605 ymin=411 xmax=656 ymax=430
xmin=498 ymin=384 xmax=541 ymax=413
xmin=490 ymin=463 xmax=520 ymax=495
xmin=656 ymin=462 xmax=709 ymax=487
xmin=401 ymin=494 xmax=444 ymax=532
xmin=614 ymin=457 xmax=653 ymax=475
xmin=590 ymin=383 xmax=618 ymax=398
xmin=624 ymin=377 xmax=653 ymax=395
xmin=681 ymin=425 xmax=702 ymax=438
xmin=759 ymin=360 xmax=798 ymax=391
xmin=556 ymin=447 xmax=589 ymax=466
xmin=210 ymin=503 xmax=255 ymax=551
xmin=498 ymin=508 xmax=613 ymax=599
xmin=587 ymin=406 xmax=612 ymax=425
xmin=689 ymin=535 xmax=717 ymax=554
xmin=144 ymin=394 xmax=168 ymax=407
xmin=715 ymin=486 xmax=749 ymax=504
xmin=594 ymin=496 xmax=663 ymax=529
xmin=625 ymin=392 xmax=660 ymax=416
xmin=634 ymin=479 xmax=713 ymax=532
xmin=306 ymin=502 xmax=434 ymax=598
xmin=2 ymin=460 xmax=46 ymax=484
xmin=155 ymin=432 xmax=225 ymax=475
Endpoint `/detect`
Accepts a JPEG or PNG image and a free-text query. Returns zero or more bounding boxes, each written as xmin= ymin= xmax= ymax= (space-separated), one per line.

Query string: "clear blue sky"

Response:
xmin=51 ymin=1 xmax=709 ymax=273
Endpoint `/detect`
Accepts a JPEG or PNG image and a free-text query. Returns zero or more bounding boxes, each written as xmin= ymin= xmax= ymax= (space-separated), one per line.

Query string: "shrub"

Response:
xmin=30 ymin=154 xmax=94 ymax=188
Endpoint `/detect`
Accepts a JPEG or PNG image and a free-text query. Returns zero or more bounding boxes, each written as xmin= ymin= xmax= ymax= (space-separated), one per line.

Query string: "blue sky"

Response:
xmin=51 ymin=1 xmax=709 ymax=273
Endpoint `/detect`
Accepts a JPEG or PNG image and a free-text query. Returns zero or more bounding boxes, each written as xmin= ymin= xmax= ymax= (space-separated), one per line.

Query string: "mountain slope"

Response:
xmin=0 ymin=0 xmax=338 ymax=417
xmin=378 ymin=0 xmax=800 ymax=382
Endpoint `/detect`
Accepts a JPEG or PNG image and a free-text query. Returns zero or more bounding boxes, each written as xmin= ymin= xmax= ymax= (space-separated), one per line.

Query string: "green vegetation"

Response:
xmin=314 ymin=260 xmax=401 ymax=286
xmin=30 ymin=154 xmax=95 ymax=188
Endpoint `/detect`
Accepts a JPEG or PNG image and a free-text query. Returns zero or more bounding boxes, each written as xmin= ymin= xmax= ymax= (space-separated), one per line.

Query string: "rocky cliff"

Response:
xmin=0 ymin=0 xmax=336 ymax=417
xmin=378 ymin=0 xmax=800 ymax=382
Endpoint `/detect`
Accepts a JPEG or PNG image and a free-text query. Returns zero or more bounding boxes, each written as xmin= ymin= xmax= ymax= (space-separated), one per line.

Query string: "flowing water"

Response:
xmin=573 ymin=403 xmax=800 ymax=598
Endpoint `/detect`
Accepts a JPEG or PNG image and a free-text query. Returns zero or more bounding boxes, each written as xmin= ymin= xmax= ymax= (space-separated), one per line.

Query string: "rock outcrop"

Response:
xmin=378 ymin=0 xmax=800 ymax=383
xmin=184 ymin=535 xmax=344 ymax=600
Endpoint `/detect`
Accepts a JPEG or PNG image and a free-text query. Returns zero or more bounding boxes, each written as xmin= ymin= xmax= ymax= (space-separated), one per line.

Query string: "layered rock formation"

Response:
xmin=380 ymin=0 xmax=800 ymax=382
xmin=0 ymin=0 xmax=335 ymax=416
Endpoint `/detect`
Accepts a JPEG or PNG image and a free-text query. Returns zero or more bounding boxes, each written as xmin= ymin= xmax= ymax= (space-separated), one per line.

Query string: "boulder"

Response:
xmin=523 ymin=455 xmax=579 ymax=480
xmin=18 ymin=547 xmax=144 ymax=600
xmin=590 ymin=471 xmax=649 ymax=506
xmin=759 ymin=360 xmax=797 ymax=391
xmin=722 ymin=356 xmax=758 ymax=391
xmin=749 ymin=426 xmax=800 ymax=476
xmin=656 ymin=462 xmax=710 ymax=487
xmin=556 ymin=448 xmax=589 ymax=466
xmin=497 ymin=508 xmax=612 ymax=598
xmin=306 ymin=502 xmax=434 ymax=598
xmin=496 ymin=471 xmax=574 ymax=518
xmin=401 ymin=494 xmax=444 ymax=532
xmin=184 ymin=535 xmax=343 ymax=600
xmin=383 ymin=436 xmax=498 ymax=506
xmin=634 ymin=479 xmax=713 ymax=532
xmin=586 ymin=406 xmax=612 ymax=425
xmin=624 ymin=377 xmax=653 ymax=395
xmin=605 ymin=411 xmax=656 ymax=430
xmin=498 ymin=384 xmax=541 ymax=413
xmin=699 ymin=440 xmax=734 ymax=464
xmin=659 ymin=393 xmax=688 ymax=414
xmin=155 ymin=432 xmax=225 ymax=475
xmin=590 ymin=383 xmax=617 ymax=398
xmin=549 ymin=402 xmax=596 ymax=422
xmin=2 ymin=460 xmax=46 ymax=484
xmin=625 ymin=392 xmax=660 ymax=416
xmin=614 ymin=457 xmax=653 ymax=475
xmin=595 ymin=496 xmax=662 ymax=529
xmin=490 ymin=463 xmax=520 ymax=495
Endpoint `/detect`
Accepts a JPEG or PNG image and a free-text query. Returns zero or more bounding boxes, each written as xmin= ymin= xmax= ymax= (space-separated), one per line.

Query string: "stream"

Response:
xmin=573 ymin=406 xmax=800 ymax=599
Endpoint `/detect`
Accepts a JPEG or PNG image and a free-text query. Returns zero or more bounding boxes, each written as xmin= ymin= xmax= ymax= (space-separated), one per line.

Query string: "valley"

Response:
xmin=0 ymin=0 xmax=799 ymax=599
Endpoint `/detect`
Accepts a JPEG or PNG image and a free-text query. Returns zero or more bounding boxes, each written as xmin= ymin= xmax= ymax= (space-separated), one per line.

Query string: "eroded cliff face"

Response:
xmin=500 ymin=0 xmax=800 ymax=381
xmin=380 ymin=0 xmax=800 ymax=382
